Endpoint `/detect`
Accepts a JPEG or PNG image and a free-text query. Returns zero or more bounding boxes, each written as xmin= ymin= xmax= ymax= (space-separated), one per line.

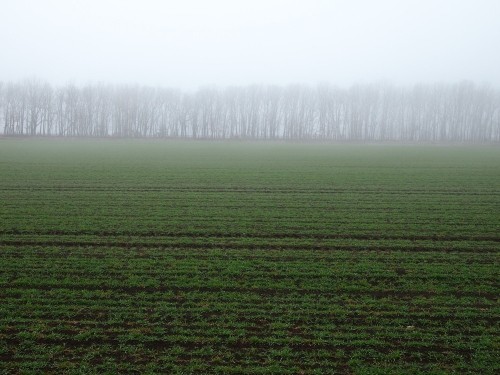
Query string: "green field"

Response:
xmin=0 ymin=140 xmax=499 ymax=374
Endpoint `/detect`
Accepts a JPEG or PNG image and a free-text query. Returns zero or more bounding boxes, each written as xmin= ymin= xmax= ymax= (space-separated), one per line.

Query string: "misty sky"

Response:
xmin=1 ymin=0 xmax=499 ymax=89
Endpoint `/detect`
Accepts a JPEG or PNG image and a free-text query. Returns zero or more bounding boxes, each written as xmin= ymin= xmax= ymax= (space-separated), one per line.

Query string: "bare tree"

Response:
xmin=1 ymin=80 xmax=499 ymax=142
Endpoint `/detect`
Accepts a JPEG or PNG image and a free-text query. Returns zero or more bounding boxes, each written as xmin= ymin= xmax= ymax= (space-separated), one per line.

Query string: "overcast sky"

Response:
xmin=1 ymin=0 xmax=499 ymax=89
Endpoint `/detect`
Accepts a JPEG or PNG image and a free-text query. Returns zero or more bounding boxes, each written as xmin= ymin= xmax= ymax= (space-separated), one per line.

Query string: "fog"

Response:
xmin=1 ymin=0 xmax=499 ymax=89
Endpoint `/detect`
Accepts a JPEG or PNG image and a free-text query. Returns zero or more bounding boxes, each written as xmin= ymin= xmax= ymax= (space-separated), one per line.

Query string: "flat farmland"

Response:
xmin=0 ymin=140 xmax=499 ymax=374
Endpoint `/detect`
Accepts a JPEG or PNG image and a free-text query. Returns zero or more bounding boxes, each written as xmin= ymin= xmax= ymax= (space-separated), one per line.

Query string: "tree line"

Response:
xmin=1 ymin=80 xmax=499 ymax=142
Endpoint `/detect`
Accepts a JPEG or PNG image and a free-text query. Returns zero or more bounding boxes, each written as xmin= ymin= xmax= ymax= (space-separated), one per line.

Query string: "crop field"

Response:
xmin=0 ymin=139 xmax=499 ymax=374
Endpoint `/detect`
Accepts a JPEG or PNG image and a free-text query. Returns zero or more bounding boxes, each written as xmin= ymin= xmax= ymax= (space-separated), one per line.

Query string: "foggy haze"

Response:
xmin=1 ymin=0 xmax=500 ymax=89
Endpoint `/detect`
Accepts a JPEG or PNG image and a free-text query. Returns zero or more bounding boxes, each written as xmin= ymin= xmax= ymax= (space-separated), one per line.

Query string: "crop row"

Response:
xmin=1 ymin=142 xmax=498 ymax=373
